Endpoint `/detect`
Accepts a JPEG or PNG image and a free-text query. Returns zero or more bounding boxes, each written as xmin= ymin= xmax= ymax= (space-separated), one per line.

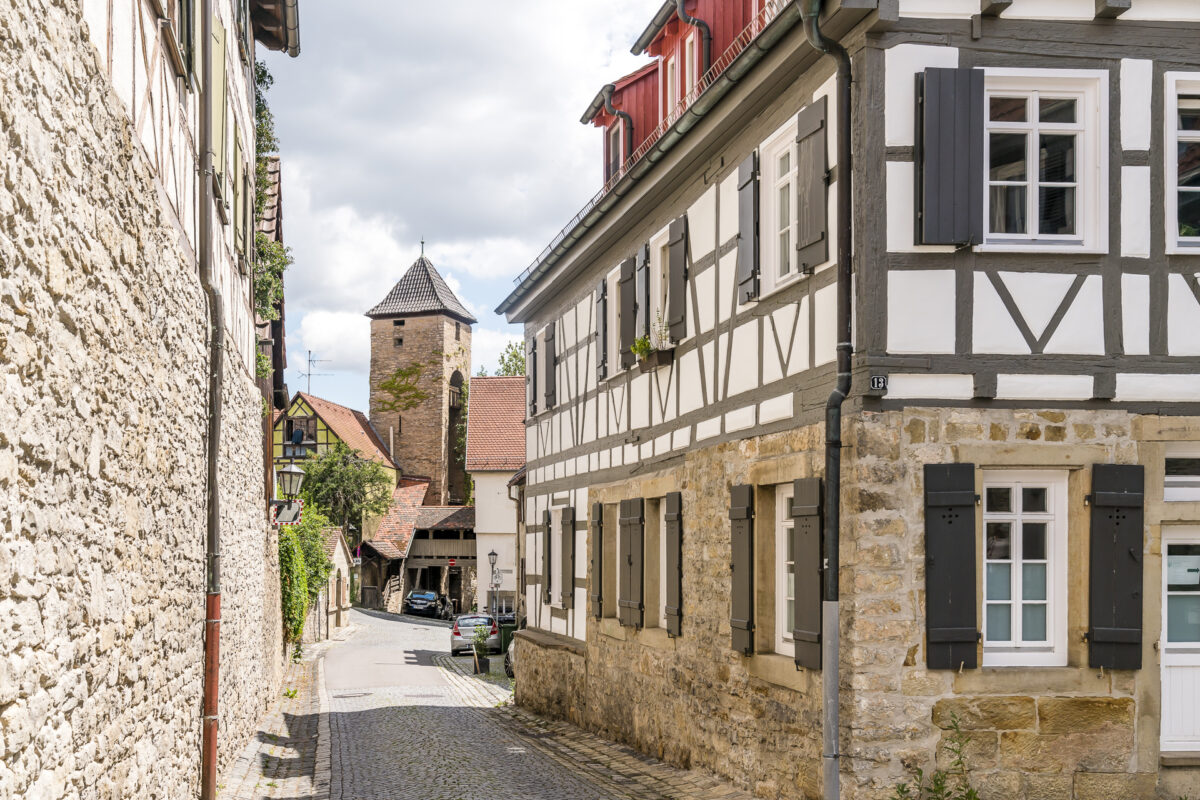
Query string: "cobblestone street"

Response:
xmin=224 ymin=609 xmax=754 ymax=800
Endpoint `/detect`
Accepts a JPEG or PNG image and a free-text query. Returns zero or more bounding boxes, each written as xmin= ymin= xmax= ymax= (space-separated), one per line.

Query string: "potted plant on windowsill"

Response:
xmin=632 ymin=312 xmax=675 ymax=373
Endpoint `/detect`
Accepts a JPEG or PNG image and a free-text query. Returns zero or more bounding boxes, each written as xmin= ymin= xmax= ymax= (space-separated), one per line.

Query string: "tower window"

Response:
xmin=393 ymin=319 xmax=405 ymax=327
xmin=455 ymin=322 xmax=461 ymax=341
xmin=394 ymin=337 xmax=403 ymax=347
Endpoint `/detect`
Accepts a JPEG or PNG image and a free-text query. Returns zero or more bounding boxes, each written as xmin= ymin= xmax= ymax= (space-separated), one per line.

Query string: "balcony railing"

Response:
xmin=512 ymin=0 xmax=790 ymax=289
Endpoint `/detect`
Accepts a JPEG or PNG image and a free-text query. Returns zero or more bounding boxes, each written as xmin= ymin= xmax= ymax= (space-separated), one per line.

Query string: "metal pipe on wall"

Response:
xmin=199 ymin=0 xmax=225 ymax=795
xmin=676 ymin=0 xmax=713 ymax=75
xmin=601 ymin=85 xmax=635 ymax=171
xmin=800 ymin=2 xmax=853 ymax=800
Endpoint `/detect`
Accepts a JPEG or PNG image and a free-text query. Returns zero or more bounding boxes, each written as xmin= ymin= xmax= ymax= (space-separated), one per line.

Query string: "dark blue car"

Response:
xmin=403 ymin=590 xmax=439 ymax=617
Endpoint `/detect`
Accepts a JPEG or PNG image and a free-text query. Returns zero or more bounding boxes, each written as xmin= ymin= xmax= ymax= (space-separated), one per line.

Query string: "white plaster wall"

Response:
xmin=717 ymin=251 xmax=737 ymax=325
xmin=689 ymin=186 xmax=717 ymax=261
xmin=1123 ymin=0 xmax=1200 ymax=21
xmin=813 ymin=283 xmax=837 ymax=366
xmin=1000 ymin=0 xmax=1094 ymax=19
xmin=1043 ymin=276 xmax=1105 ymax=355
xmin=1121 ymin=60 xmax=1154 ymax=151
xmin=996 ymin=374 xmax=1094 ymax=401
xmin=898 ymin=0 xmax=977 ymax=18
xmin=887 ymin=374 xmax=975 ymax=400
xmin=887 ymin=271 xmax=957 ymax=354
xmin=886 ymin=162 xmax=957 ymax=254
xmin=885 ymin=44 xmax=959 ymax=148
xmin=728 ymin=320 xmax=759 ymax=397
xmin=759 ymin=393 xmax=794 ymax=424
xmin=678 ymin=349 xmax=703 ymax=415
xmin=1167 ymin=274 xmax=1200 ymax=356
xmin=974 ymin=275 xmax=1029 ymax=354
xmin=719 ymin=170 xmax=739 ymax=244
xmin=1121 ymin=167 xmax=1151 ymax=259
xmin=1116 ymin=374 xmax=1200 ymax=401
xmin=1122 ymin=274 xmax=1151 ymax=355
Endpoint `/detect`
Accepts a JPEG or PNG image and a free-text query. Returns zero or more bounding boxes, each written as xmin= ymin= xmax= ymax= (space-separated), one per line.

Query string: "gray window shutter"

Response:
xmin=618 ymin=499 xmax=645 ymax=628
xmin=664 ymin=491 xmax=683 ymax=637
xmin=541 ymin=509 xmax=552 ymax=605
xmin=1088 ymin=464 xmax=1144 ymax=670
xmin=528 ymin=339 xmax=538 ymax=417
xmin=915 ymin=67 xmax=985 ymax=246
xmin=790 ymin=478 xmax=823 ymax=670
xmin=619 ymin=257 xmax=637 ymax=369
xmin=543 ymin=325 xmax=556 ymax=409
xmin=730 ymin=484 xmax=755 ymax=654
xmin=560 ymin=506 xmax=576 ymax=609
xmin=924 ymin=464 xmax=979 ymax=670
xmin=736 ymin=152 xmax=760 ymax=304
xmin=667 ymin=217 xmax=688 ymax=343
xmin=635 ymin=244 xmax=650 ymax=340
xmin=596 ymin=279 xmax=608 ymax=382
xmin=589 ymin=502 xmax=604 ymax=618
xmin=795 ymin=97 xmax=828 ymax=272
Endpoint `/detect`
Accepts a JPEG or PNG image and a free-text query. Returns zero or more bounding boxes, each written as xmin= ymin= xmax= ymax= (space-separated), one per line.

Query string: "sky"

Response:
xmin=263 ymin=1 xmax=658 ymax=411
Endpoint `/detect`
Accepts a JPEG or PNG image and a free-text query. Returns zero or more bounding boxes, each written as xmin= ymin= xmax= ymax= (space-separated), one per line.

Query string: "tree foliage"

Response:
xmin=279 ymin=528 xmax=308 ymax=642
xmin=293 ymin=506 xmax=335 ymax=603
xmin=496 ymin=341 xmax=526 ymax=376
xmin=299 ymin=442 xmax=393 ymax=544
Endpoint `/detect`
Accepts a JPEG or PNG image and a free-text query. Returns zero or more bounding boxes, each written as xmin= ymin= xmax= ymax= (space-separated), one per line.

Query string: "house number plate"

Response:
xmin=869 ymin=375 xmax=888 ymax=392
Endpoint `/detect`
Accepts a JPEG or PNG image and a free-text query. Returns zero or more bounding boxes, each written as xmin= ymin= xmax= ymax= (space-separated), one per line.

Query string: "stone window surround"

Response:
xmin=981 ymin=468 xmax=1070 ymax=668
xmin=774 ymin=482 xmax=795 ymax=656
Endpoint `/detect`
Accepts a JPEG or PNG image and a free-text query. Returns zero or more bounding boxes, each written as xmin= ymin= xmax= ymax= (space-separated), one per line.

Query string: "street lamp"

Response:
xmin=276 ymin=462 xmax=306 ymax=500
xmin=488 ymin=549 xmax=500 ymax=617
xmin=488 ymin=549 xmax=498 ymax=568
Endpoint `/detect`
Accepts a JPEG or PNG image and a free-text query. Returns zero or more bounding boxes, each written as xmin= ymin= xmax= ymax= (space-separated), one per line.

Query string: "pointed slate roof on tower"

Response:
xmin=366 ymin=255 xmax=477 ymax=324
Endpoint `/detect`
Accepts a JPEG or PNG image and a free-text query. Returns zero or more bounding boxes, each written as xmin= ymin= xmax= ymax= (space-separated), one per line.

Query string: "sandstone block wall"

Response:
xmin=368 ymin=314 xmax=470 ymax=504
xmin=0 ymin=3 xmax=281 ymax=797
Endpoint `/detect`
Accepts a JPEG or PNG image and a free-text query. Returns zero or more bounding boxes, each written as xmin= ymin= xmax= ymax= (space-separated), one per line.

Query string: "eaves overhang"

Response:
xmin=252 ymin=0 xmax=300 ymax=57
xmin=631 ymin=0 xmax=682 ymax=56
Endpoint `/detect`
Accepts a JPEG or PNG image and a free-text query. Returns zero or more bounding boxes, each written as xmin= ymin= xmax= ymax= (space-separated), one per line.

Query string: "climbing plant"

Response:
xmin=376 ymin=360 xmax=433 ymax=413
xmin=294 ymin=507 xmax=335 ymax=604
xmin=279 ymin=527 xmax=308 ymax=642
xmin=253 ymin=60 xmax=292 ymax=322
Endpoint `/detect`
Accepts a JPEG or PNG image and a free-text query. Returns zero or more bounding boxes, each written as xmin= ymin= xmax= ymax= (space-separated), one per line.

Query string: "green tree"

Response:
xmin=293 ymin=506 xmax=335 ymax=603
xmin=299 ymin=442 xmax=393 ymax=545
xmin=496 ymin=341 xmax=525 ymax=376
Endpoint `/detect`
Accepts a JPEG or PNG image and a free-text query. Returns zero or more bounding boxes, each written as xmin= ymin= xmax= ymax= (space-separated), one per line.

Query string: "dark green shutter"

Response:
xmin=915 ymin=67 xmax=985 ymax=246
xmin=791 ymin=478 xmax=823 ymax=670
xmin=543 ymin=325 xmax=556 ymax=409
xmin=596 ymin=279 xmax=608 ymax=382
xmin=795 ymin=98 xmax=828 ymax=272
xmin=730 ymin=484 xmax=755 ymax=654
xmin=664 ymin=492 xmax=683 ymax=637
xmin=541 ymin=509 xmax=552 ymax=605
xmin=924 ymin=464 xmax=979 ymax=669
xmin=619 ymin=257 xmax=637 ymax=369
xmin=736 ymin=152 xmax=760 ymax=304
xmin=1088 ymin=464 xmax=1144 ymax=670
xmin=589 ymin=502 xmax=604 ymax=618
xmin=560 ymin=506 xmax=576 ymax=609
xmin=618 ymin=499 xmax=645 ymax=628
xmin=635 ymin=244 xmax=650 ymax=340
xmin=528 ymin=339 xmax=538 ymax=416
xmin=667 ymin=217 xmax=688 ymax=342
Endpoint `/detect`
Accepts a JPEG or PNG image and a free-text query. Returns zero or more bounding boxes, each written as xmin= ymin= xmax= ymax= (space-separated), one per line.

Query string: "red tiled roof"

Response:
xmin=415 ymin=506 xmax=475 ymax=530
xmin=465 ymin=376 xmax=526 ymax=472
xmin=321 ymin=527 xmax=350 ymax=563
xmin=297 ymin=392 xmax=397 ymax=469
xmin=370 ymin=478 xmax=432 ymax=560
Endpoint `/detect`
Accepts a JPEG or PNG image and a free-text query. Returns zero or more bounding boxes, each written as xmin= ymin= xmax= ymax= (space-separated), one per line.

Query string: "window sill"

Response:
xmin=1161 ymin=752 xmax=1200 ymax=767
xmin=1165 ymin=243 xmax=1200 ymax=256
xmin=744 ymin=652 xmax=817 ymax=693
xmin=973 ymin=243 xmax=1106 ymax=255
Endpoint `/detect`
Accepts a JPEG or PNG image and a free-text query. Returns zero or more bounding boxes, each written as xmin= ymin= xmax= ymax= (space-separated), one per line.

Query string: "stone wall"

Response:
xmin=0 ymin=2 xmax=281 ymax=797
xmin=516 ymin=409 xmax=1200 ymax=800
xmin=368 ymin=314 xmax=470 ymax=504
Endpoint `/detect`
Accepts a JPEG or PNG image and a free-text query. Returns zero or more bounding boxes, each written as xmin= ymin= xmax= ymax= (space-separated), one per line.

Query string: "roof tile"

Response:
xmin=366 ymin=255 xmax=477 ymax=324
xmin=465 ymin=376 xmax=526 ymax=472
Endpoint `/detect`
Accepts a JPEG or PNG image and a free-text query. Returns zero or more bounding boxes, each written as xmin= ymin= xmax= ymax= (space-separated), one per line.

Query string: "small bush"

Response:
xmin=279 ymin=528 xmax=308 ymax=642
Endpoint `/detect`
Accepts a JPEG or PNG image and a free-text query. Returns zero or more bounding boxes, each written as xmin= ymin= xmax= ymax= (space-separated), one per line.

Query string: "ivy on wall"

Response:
xmin=253 ymin=61 xmax=291 ymax=322
xmin=279 ymin=527 xmax=308 ymax=643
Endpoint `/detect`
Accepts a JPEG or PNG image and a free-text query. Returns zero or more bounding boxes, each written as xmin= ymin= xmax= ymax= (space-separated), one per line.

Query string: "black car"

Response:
xmin=403 ymin=590 xmax=439 ymax=616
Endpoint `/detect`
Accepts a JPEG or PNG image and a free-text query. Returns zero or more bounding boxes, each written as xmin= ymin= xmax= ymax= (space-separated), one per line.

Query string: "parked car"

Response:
xmin=403 ymin=590 xmax=438 ymax=616
xmin=503 ymin=635 xmax=515 ymax=678
xmin=450 ymin=614 xmax=500 ymax=656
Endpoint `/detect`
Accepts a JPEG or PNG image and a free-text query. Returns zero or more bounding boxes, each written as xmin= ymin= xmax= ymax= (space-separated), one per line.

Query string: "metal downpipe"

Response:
xmin=801 ymin=3 xmax=852 ymax=800
xmin=199 ymin=0 xmax=224 ymax=795
xmin=601 ymin=85 xmax=635 ymax=169
xmin=676 ymin=0 xmax=713 ymax=73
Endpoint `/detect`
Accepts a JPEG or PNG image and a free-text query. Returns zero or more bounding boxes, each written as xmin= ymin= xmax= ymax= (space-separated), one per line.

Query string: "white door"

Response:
xmin=1162 ymin=529 xmax=1200 ymax=751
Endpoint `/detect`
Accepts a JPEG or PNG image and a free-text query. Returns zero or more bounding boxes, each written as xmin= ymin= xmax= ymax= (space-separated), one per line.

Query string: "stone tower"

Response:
xmin=367 ymin=255 xmax=474 ymax=504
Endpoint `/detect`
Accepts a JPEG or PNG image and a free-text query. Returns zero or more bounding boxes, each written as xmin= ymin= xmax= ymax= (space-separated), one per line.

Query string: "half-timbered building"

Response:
xmin=499 ymin=2 xmax=1200 ymax=798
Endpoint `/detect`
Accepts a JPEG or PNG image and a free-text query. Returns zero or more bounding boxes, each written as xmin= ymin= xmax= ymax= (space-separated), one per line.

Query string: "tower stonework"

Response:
xmin=367 ymin=256 xmax=475 ymax=504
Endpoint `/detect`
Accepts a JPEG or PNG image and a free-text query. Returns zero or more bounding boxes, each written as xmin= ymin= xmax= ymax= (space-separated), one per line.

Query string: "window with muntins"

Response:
xmin=1165 ymin=444 xmax=1200 ymax=502
xmin=775 ymin=484 xmax=795 ymax=655
xmin=981 ymin=72 xmax=1106 ymax=251
xmin=606 ymin=266 xmax=622 ymax=376
xmin=982 ymin=470 xmax=1068 ymax=666
xmin=607 ymin=121 xmax=623 ymax=182
xmin=1168 ymin=76 xmax=1200 ymax=251
xmin=760 ymin=117 xmax=801 ymax=296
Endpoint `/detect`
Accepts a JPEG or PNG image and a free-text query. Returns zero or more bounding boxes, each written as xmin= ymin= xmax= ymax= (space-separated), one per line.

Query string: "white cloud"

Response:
xmin=294 ymin=310 xmax=371 ymax=377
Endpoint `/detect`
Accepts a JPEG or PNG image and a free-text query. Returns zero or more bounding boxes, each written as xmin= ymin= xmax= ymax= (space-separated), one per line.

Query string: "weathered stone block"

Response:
xmin=1071 ymin=771 xmax=1157 ymax=800
xmin=932 ymin=697 xmax=1037 ymax=731
xmin=1036 ymin=697 xmax=1134 ymax=734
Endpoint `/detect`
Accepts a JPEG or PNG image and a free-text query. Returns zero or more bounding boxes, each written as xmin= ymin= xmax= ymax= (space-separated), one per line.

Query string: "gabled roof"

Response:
xmin=321 ymin=527 xmax=353 ymax=565
xmin=370 ymin=478 xmax=432 ymax=560
xmin=292 ymin=392 xmax=397 ymax=469
xmin=631 ymin=0 xmax=681 ymax=56
xmin=366 ymin=255 xmax=477 ymax=324
xmin=415 ymin=506 xmax=475 ymax=531
xmin=581 ymin=62 xmax=660 ymax=125
xmin=465 ymin=376 xmax=526 ymax=472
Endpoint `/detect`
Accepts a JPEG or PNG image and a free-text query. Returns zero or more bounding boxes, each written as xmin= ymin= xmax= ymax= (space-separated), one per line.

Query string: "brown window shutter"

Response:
xmin=667 ymin=217 xmax=688 ymax=343
xmin=1088 ymin=464 xmax=1145 ymax=670
xmin=736 ymin=152 xmax=760 ymax=304
xmin=589 ymin=502 xmax=604 ymax=619
xmin=560 ymin=506 xmax=576 ymax=609
xmin=790 ymin=478 xmax=823 ymax=670
xmin=541 ymin=509 xmax=552 ymax=605
xmin=543 ymin=325 xmax=556 ymax=409
xmin=729 ymin=484 xmax=755 ymax=654
xmin=619 ymin=499 xmax=645 ymax=628
xmin=595 ymin=280 xmax=608 ymax=382
xmin=528 ymin=339 xmax=538 ymax=417
xmin=664 ymin=492 xmax=683 ymax=637
xmin=795 ymin=97 xmax=828 ymax=272
xmin=924 ymin=464 xmax=980 ymax=669
xmin=915 ymin=67 xmax=985 ymax=246
xmin=618 ymin=257 xmax=637 ymax=369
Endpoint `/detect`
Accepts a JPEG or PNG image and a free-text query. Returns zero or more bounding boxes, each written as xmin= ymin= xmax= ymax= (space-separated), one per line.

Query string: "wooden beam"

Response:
xmin=981 ymin=0 xmax=1012 ymax=16
xmin=1095 ymin=0 xmax=1131 ymax=18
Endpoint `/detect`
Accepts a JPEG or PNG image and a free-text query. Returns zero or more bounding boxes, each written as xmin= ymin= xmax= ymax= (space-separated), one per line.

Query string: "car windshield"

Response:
xmin=458 ymin=617 xmax=491 ymax=628
xmin=412 ymin=592 xmax=436 ymax=600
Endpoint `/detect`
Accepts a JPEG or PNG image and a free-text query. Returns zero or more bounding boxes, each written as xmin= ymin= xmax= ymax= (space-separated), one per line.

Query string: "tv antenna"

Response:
xmin=299 ymin=350 xmax=332 ymax=394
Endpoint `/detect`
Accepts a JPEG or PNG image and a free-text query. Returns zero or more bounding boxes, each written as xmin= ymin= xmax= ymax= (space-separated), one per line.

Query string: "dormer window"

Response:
xmin=607 ymin=121 xmax=624 ymax=182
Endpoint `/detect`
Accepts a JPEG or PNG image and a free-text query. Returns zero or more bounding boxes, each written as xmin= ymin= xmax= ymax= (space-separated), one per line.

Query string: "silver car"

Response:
xmin=450 ymin=614 xmax=500 ymax=656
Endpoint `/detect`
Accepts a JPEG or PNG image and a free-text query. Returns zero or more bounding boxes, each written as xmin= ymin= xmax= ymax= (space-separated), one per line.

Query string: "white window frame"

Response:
xmin=760 ymin=116 xmax=803 ymax=298
xmin=665 ymin=55 xmax=679 ymax=120
xmin=1165 ymin=443 xmax=1200 ymax=502
xmin=649 ymin=225 xmax=672 ymax=348
xmin=1166 ymin=73 xmax=1200 ymax=253
xmin=977 ymin=69 xmax=1108 ymax=254
xmin=981 ymin=469 xmax=1069 ymax=667
xmin=775 ymin=484 xmax=795 ymax=656
xmin=684 ymin=33 xmax=698 ymax=95
xmin=605 ymin=265 xmax=622 ymax=378
xmin=607 ymin=120 xmax=624 ymax=180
